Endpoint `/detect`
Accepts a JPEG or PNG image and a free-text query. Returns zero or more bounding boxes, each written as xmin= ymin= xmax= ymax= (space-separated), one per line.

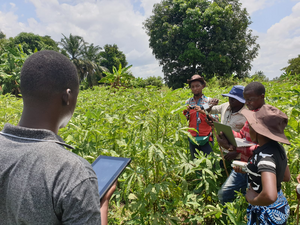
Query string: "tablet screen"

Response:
xmin=92 ymin=156 xmax=131 ymax=199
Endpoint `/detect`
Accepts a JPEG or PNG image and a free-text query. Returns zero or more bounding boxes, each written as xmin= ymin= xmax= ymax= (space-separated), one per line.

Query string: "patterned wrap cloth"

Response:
xmin=247 ymin=190 xmax=290 ymax=225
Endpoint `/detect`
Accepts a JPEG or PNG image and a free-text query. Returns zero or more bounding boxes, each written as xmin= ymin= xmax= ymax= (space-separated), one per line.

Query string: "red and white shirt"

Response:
xmin=232 ymin=108 xmax=260 ymax=162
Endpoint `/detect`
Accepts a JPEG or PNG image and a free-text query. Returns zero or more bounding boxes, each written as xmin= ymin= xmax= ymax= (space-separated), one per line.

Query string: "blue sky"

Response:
xmin=1 ymin=0 xmax=300 ymax=80
xmin=250 ymin=1 xmax=295 ymax=32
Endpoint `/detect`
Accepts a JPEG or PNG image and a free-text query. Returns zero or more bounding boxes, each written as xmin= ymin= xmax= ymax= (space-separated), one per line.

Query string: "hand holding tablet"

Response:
xmin=92 ymin=155 xmax=131 ymax=199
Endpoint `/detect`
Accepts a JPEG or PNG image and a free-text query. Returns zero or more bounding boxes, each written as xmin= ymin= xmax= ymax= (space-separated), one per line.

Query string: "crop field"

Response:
xmin=0 ymin=79 xmax=299 ymax=224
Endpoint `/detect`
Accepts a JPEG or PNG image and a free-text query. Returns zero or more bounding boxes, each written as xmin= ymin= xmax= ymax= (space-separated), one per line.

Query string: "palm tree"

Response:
xmin=60 ymin=33 xmax=86 ymax=60
xmin=82 ymin=43 xmax=101 ymax=62
xmin=60 ymin=34 xmax=96 ymax=86
xmin=60 ymin=34 xmax=111 ymax=88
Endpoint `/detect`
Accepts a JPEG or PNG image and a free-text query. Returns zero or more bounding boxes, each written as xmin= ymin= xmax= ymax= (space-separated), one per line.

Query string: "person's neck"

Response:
xmin=193 ymin=93 xmax=202 ymax=102
xmin=258 ymin=135 xmax=271 ymax=147
xmin=231 ymin=104 xmax=244 ymax=113
xmin=256 ymin=102 xmax=265 ymax=110
xmin=18 ymin=105 xmax=60 ymax=134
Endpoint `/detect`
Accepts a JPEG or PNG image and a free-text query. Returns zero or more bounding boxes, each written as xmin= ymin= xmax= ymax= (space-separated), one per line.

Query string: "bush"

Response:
xmin=132 ymin=76 xmax=164 ymax=88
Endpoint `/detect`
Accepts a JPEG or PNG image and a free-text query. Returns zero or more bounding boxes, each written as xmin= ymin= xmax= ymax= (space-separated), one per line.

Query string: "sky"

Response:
xmin=1 ymin=0 xmax=300 ymax=80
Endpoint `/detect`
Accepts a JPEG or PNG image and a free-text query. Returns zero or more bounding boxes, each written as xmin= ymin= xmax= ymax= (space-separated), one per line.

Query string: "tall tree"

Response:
xmin=82 ymin=43 xmax=109 ymax=86
xmin=99 ymin=44 xmax=128 ymax=73
xmin=0 ymin=30 xmax=5 ymax=40
xmin=60 ymin=34 xmax=106 ymax=87
xmin=0 ymin=31 xmax=7 ymax=54
xmin=281 ymin=55 xmax=300 ymax=76
xmin=82 ymin=43 xmax=102 ymax=62
xmin=13 ymin=32 xmax=58 ymax=54
xmin=60 ymin=33 xmax=86 ymax=60
xmin=60 ymin=34 xmax=90 ymax=82
xmin=144 ymin=0 xmax=259 ymax=89
xmin=40 ymin=35 xmax=59 ymax=51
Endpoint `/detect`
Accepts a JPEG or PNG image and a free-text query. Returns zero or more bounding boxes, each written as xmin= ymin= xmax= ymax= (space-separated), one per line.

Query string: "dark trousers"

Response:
xmin=189 ymin=138 xmax=213 ymax=159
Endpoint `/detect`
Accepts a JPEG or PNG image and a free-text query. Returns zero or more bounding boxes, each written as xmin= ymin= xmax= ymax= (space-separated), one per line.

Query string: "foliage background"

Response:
xmin=144 ymin=0 xmax=259 ymax=89
xmin=0 ymin=77 xmax=299 ymax=224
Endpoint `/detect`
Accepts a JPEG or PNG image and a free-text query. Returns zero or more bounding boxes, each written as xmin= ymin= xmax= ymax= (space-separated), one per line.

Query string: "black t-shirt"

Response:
xmin=247 ymin=141 xmax=287 ymax=193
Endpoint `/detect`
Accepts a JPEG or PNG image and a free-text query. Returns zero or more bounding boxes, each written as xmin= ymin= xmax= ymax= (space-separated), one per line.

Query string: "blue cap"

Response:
xmin=222 ymin=85 xmax=245 ymax=103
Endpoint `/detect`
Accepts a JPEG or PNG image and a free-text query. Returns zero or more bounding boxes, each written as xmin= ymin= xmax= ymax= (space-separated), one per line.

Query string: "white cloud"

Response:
xmin=9 ymin=2 xmax=16 ymax=8
xmin=0 ymin=10 xmax=26 ymax=35
xmin=239 ymin=0 xmax=270 ymax=15
xmin=250 ymin=2 xmax=300 ymax=79
xmin=1 ymin=0 xmax=299 ymax=80
xmin=239 ymin=0 xmax=285 ymax=15
xmin=131 ymin=62 xmax=163 ymax=78
xmin=141 ymin=0 xmax=160 ymax=17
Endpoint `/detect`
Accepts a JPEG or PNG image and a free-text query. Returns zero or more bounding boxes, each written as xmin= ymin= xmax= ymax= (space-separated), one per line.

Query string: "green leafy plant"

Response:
xmin=0 ymin=44 xmax=31 ymax=96
xmin=0 ymin=79 xmax=299 ymax=224
xmin=100 ymin=64 xmax=134 ymax=88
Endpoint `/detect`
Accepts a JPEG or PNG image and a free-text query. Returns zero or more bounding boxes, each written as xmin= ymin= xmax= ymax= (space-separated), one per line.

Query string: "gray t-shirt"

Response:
xmin=0 ymin=124 xmax=101 ymax=225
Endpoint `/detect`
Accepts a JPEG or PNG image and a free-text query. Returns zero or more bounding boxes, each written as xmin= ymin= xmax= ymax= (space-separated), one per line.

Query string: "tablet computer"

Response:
xmin=213 ymin=122 xmax=255 ymax=147
xmin=92 ymin=155 xmax=131 ymax=199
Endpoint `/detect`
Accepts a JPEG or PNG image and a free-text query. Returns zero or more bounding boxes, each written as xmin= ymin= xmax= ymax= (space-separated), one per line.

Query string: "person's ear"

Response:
xmin=62 ymin=89 xmax=71 ymax=106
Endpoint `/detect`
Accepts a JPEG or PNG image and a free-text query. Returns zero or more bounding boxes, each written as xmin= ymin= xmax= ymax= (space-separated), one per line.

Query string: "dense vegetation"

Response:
xmin=1 ymin=76 xmax=299 ymax=224
xmin=0 ymin=32 xmax=130 ymax=94
xmin=281 ymin=54 xmax=300 ymax=76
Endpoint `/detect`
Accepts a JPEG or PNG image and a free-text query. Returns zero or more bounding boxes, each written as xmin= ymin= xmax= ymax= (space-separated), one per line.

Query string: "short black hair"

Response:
xmin=20 ymin=50 xmax=79 ymax=100
xmin=244 ymin=82 xmax=265 ymax=95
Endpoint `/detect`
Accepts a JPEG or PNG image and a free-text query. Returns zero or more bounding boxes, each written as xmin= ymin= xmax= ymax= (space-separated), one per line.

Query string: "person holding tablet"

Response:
xmin=234 ymin=105 xmax=291 ymax=224
xmin=206 ymin=85 xmax=247 ymax=204
xmin=215 ymin=82 xmax=265 ymax=204
xmin=208 ymin=85 xmax=247 ymax=152
xmin=0 ymin=50 xmax=114 ymax=225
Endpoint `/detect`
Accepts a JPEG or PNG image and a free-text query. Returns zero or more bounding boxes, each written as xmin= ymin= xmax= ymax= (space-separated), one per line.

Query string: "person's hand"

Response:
xmin=101 ymin=181 xmax=117 ymax=207
xmin=233 ymin=166 xmax=246 ymax=174
xmin=186 ymin=105 xmax=192 ymax=112
xmin=297 ymin=174 xmax=300 ymax=184
xmin=100 ymin=181 xmax=117 ymax=225
xmin=194 ymin=105 xmax=206 ymax=114
xmin=205 ymin=115 xmax=214 ymax=127
xmin=210 ymin=98 xmax=219 ymax=106
xmin=296 ymin=182 xmax=300 ymax=200
xmin=245 ymin=185 xmax=259 ymax=204
xmin=216 ymin=131 xmax=230 ymax=150
xmin=224 ymin=151 xmax=240 ymax=161
xmin=296 ymin=174 xmax=300 ymax=200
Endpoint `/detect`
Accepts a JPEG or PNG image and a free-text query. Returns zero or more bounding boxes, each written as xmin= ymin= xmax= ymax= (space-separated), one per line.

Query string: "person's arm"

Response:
xmin=224 ymin=151 xmax=240 ymax=161
xmin=207 ymin=102 xmax=222 ymax=114
xmin=207 ymin=98 xmax=219 ymax=110
xmin=297 ymin=174 xmax=300 ymax=184
xmin=61 ymin=178 xmax=102 ymax=225
xmin=233 ymin=166 xmax=246 ymax=174
xmin=282 ymin=165 xmax=291 ymax=182
xmin=216 ymin=131 xmax=231 ymax=150
xmin=100 ymin=181 xmax=117 ymax=225
xmin=246 ymin=172 xmax=277 ymax=206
